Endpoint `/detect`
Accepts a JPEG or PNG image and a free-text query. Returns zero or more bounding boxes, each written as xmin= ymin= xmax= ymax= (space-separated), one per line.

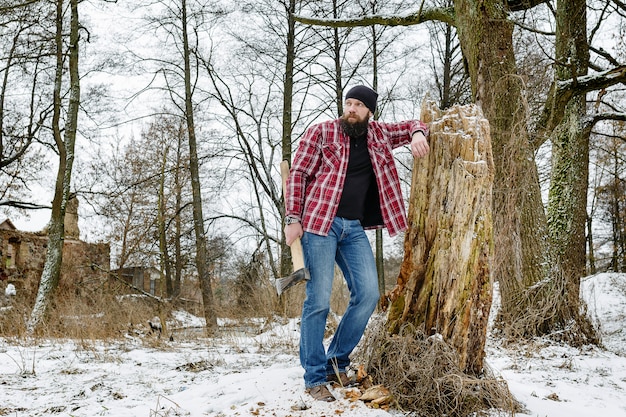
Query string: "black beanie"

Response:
xmin=345 ymin=85 xmax=378 ymax=114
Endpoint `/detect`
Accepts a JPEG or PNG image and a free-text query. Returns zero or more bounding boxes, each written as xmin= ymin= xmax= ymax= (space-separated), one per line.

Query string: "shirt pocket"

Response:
xmin=369 ymin=142 xmax=394 ymax=166
xmin=321 ymin=143 xmax=344 ymax=172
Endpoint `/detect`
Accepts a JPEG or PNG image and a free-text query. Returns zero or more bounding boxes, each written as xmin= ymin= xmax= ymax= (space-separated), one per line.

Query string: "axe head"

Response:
xmin=275 ymin=267 xmax=310 ymax=295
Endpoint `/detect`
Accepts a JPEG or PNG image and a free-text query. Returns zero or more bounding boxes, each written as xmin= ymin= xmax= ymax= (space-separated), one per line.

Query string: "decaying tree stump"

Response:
xmin=387 ymin=100 xmax=494 ymax=375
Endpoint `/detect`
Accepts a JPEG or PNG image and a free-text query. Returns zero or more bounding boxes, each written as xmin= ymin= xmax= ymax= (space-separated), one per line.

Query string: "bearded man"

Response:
xmin=284 ymin=85 xmax=429 ymax=402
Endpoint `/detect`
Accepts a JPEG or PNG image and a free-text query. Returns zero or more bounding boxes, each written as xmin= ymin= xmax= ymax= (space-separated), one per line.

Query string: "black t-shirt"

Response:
xmin=336 ymin=134 xmax=381 ymax=224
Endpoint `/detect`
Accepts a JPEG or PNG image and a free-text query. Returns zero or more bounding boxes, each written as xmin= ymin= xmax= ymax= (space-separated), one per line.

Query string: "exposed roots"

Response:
xmin=494 ymin=273 xmax=601 ymax=347
xmin=355 ymin=318 xmax=520 ymax=417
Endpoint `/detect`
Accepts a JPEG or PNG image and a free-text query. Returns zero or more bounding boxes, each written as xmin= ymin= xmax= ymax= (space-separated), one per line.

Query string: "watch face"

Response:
xmin=285 ymin=217 xmax=298 ymax=225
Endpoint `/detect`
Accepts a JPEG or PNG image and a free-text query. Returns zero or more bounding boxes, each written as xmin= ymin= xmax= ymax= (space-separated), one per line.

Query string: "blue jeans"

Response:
xmin=299 ymin=217 xmax=380 ymax=388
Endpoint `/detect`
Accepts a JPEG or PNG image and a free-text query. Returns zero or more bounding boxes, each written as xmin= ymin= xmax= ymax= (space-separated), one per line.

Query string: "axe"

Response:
xmin=275 ymin=160 xmax=310 ymax=295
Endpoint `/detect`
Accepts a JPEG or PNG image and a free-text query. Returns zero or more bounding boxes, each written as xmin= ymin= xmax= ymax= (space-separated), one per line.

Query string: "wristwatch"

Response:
xmin=284 ymin=216 xmax=300 ymax=225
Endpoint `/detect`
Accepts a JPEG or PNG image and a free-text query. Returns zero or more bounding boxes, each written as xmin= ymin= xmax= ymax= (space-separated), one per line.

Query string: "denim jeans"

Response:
xmin=299 ymin=217 xmax=380 ymax=388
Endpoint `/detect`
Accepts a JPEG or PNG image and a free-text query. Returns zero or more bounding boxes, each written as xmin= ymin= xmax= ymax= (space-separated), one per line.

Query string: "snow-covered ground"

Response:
xmin=1 ymin=273 xmax=625 ymax=417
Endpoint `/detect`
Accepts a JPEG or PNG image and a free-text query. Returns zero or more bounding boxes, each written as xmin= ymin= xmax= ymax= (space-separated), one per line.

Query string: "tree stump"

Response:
xmin=387 ymin=100 xmax=494 ymax=375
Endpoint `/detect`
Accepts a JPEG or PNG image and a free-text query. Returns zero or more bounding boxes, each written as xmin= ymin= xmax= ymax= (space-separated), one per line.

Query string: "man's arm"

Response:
xmin=285 ymin=125 xmax=320 ymax=218
xmin=284 ymin=123 xmax=325 ymax=245
xmin=375 ymin=120 xmax=429 ymax=150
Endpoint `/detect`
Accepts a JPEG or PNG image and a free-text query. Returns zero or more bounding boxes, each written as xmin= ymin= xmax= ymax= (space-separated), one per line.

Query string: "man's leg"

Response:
xmin=299 ymin=222 xmax=339 ymax=389
xmin=325 ymin=218 xmax=379 ymax=376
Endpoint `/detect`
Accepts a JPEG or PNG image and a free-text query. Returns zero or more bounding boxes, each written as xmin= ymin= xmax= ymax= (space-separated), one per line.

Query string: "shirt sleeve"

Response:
xmin=375 ymin=120 xmax=429 ymax=149
xmin=284 ymin=123 xmax=323 ymax=219
xmin=410 ymin=120 xmax=429 ymax=138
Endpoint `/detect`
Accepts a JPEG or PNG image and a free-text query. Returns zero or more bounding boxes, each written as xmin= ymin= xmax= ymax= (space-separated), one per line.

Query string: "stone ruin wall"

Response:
xmin=0 ymin=229 xmax=110 ymax=302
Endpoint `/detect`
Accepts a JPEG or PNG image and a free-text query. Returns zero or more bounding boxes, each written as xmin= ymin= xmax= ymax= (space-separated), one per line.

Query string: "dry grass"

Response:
xmin=494 ymin=270 xmax=600 ymax=347
xmin=355 ymin=317 xmax=520 ymax=417
xmin=149 ymin=395 xmax=184 ymax=417
xmin=0 ymin=263 xmax=352 ymax=342
xmin=0 ymin=286 xmax=163 ymax=340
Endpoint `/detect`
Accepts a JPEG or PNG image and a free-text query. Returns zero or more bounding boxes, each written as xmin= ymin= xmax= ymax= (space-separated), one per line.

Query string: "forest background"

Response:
xmin=2 ymin=1 xmax=626 ymax=416
xmin=0 ymin=0 xmax=625 ymax=362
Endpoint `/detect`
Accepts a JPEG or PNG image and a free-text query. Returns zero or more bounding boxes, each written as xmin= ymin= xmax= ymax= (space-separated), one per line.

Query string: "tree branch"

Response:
xmin=589 ymin=45 xmax=621 ymax=68
xmin=507 ymin=0 xmax=550 ymax=12
xmin=511 ymin=18 xmax=554 ymax=36
xmin=579 ymin=112 xmax=626 ymax=140
xmin=0 ymin=200 xmax=51 ymax=210
xmin=294 ymin=7 xmax=456 ymax=28
xmin=590 ymin=112 xmax=626 ymax=125
xmin=557 ymin=65 xmax=626 ymax=95
xmin=611 ymin=0 xmax=626 ymax=12
xmin=533 ymin=65 xmax=626 ymax=149
xmin=0 ymin=0 xmax=39 ymax=12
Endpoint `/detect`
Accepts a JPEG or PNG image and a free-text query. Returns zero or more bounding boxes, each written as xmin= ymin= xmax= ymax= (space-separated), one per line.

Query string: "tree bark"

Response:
xmin=280 ymin=0 xmax=297 ymax=284
xmin=452 ymin=0 xmax=551 ymax=333
xmin=27 ymin=0 xmax=79 ymax=334
xmin=388 ymin=101 xmax=494 ymax=375
xmin=173 ymin=132 xmax=184 ymax=298
xmin=546 ymin=0 xmax=589 ymax=317
xmin=181 ymin=0 xmax=217 ymax=332
xmin=158 ymin=145 xmax=173 ymax=297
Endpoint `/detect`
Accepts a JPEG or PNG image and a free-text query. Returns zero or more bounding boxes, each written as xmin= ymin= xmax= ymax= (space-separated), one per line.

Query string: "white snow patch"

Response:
xmin=1 ymin=273 xmax=625 ymax=416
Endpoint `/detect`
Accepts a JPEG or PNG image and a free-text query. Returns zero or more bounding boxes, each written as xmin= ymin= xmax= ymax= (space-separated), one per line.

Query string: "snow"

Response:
xmin=1 ymin=273 xmax=626 ymax=417
xmin=4 ymin=284 xmax=15 ymax=297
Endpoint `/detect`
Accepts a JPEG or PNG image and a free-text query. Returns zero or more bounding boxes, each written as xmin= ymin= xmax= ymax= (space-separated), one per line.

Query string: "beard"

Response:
xmin=340 ymin=114 xmax=369 ymax=138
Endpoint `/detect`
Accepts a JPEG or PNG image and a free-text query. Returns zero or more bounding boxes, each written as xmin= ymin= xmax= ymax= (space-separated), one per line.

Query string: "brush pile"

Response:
xmin=355 ymin=318 xmax=520 ymax=416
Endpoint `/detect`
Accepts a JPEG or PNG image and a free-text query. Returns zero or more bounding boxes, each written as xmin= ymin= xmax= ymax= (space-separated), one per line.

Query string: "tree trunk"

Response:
xmin=181 ymin=0 xmax=217 ymax=332
xmin=281 ymin=0 xmax=296 ymax=164
xmin=453 ymin=0 xmax=551 ymax=334
xmin=546 ymin=0 xmax=589 ymax=317
xmin=173 ymin=133 xmax=184 ymax=298
xmin=158 ymin=146 xmax=173 ymax=297
xmin=370 ymin=16 xmax=385 ymax=310
xmin=607 ymin=145 xmax=626 ymax=272
xmin=587 ymin=215 xmax=596 ymax=275
xmin=388 ymin=101 xmax=494 ymax=375
xmin=275 ymin=0 xmax=300 ymax=317
xmin=27 ymin=0 xmax=79 ymax=334
xmin=280 ymin=0 xmax=297 ymax=283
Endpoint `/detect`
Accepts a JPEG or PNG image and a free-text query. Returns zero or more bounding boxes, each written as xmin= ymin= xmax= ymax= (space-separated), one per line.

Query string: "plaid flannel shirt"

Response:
xmin=285 ymin=118 xmax=428 ymax=237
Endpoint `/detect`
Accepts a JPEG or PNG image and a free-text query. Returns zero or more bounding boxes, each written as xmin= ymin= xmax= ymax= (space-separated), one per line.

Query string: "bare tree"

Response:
xmin=595 ymin=121 xmax=626 ymax=272
xmin=197 ymin=0 xmax=336 ymax=285
xmin=28 ymin=0 xmax=81 ymax=334
xmin=86 ymin=113 xmax=195 ymax=297
xmin=0 ymin=1 xmax=53 ymax=212
xmin=180 ymin=0 xmax=218 ymax=331
xmin=544 ymin=0 xmax=591 ymax=327
xmin=129 ymin=0 xmax=224 ymax=332
xmin=529 ymin=0 xmax=626 ymax=336
xmin=88 ymin=132 xmax=160 ymax=271
xmin=426 ymin=0 xmax=471 ymax=109
xmin=148 ymin=115 xmax=194 ymax=297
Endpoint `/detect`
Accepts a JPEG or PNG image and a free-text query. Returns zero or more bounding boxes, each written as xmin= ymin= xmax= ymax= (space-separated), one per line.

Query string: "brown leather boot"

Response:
xmin=326 ymin=372 xmax=358 ymax=388
xmin=306 ymin=384 xmax=336 ymax=402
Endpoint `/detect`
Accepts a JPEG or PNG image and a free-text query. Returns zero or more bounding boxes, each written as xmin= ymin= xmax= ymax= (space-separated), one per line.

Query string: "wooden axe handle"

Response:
xmin=280 ymin=160 xmax=305 ymax=271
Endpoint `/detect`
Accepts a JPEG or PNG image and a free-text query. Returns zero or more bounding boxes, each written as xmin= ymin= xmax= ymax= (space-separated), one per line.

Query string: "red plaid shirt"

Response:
xmin=285 ymin=118 xmax=428 ymax=237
